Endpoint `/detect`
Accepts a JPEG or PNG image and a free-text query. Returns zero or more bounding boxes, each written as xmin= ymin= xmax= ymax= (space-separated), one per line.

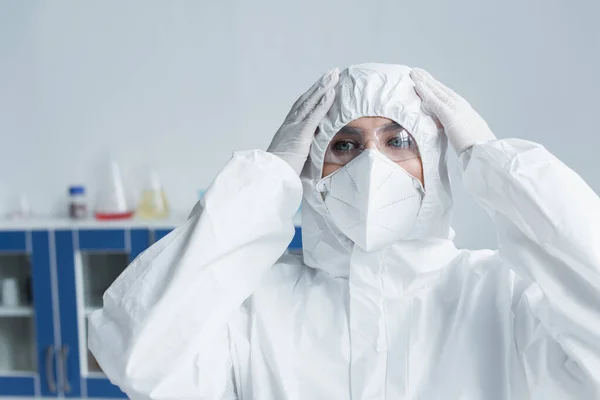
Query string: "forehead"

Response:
xmin=345 ymin=116 xmax=396 ymax=130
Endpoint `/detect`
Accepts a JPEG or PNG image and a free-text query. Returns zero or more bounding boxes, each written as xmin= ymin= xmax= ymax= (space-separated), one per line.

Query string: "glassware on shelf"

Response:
xmin=1 ymin=278 xmax=19 ymax=306
xmin=136 ymin=172 xmax=169 ymax=219
xmin=5 ymin=193 xmax=31 ymax=220
xmin=94 ymin=159 xmax=134 ymax=220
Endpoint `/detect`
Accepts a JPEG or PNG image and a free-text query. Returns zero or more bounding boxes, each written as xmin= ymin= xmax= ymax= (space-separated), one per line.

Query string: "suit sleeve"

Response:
xmin=88 ymin=150 xmax=302 ymax=399
xmin=460 ymin=139 xmax=600 ymax=398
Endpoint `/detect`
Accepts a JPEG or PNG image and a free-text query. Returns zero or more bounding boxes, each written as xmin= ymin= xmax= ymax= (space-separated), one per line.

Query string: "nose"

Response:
xmin=364 ymin=139 xmax=377 ymax=150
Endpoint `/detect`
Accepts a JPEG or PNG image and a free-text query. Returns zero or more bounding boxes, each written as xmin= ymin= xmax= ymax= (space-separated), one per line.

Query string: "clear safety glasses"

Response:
xmin=323 ymin=122 xmax=420 ymax=166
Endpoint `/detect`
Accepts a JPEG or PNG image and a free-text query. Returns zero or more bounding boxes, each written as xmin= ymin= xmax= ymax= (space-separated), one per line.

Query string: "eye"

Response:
xmin=333 ymin=140 xmax=358 ymax=152
xmin=387 ymin=135 xmax=414 ymax=149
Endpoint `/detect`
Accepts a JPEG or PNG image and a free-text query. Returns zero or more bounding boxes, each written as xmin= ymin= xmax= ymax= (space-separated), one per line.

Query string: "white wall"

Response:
xmin=1 ymin=0 xmax=599 ymax=249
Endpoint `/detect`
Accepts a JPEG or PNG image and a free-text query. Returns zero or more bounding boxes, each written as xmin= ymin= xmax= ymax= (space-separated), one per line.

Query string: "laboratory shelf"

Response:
xmin=0 ymin=306 xmax=34 ymax=318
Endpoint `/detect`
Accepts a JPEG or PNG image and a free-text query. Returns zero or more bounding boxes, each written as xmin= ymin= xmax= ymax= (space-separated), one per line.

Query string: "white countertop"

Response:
xmin=0 ymin=396 xmax=115 ymax=400
xmin=0 ymin=217 xmax=186 ymax=231
xmin=0 ymin=212 xmax=302 ymax=231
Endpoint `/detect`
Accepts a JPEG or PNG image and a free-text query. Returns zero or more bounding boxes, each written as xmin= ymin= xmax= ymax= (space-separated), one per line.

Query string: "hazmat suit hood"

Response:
xmin=300 ymin=63 xmax=456 ymax=278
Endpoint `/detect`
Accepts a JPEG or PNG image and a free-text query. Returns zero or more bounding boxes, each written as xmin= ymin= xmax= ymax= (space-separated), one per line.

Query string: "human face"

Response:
xmin=322 ymin=117 xmax=424 ymax=185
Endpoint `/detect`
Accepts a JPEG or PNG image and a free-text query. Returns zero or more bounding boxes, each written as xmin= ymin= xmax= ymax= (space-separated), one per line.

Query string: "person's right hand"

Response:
xmin=268 ymin=68 xmax=339 ymax=175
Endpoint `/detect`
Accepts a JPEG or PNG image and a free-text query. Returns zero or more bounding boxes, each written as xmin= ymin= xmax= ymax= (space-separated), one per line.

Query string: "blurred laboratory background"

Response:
xmin=0 ymin=0 xmax=599 ymax=398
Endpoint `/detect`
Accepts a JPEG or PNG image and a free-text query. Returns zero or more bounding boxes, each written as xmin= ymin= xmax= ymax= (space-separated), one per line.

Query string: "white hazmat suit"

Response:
xmin=89 ymin=64 xmax=600 ymax=399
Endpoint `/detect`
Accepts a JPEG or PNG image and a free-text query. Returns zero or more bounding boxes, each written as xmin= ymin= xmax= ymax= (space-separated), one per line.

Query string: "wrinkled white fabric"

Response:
xmin=317 ymin=149 xmax=424 ymax=252
xmin=88 ymin=63 xmax=600 ymax=399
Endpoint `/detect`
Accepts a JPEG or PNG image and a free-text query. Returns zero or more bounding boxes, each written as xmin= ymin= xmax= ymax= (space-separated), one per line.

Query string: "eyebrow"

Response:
xmin=337 ymin=125 xmax=363 ymax=136
xmin=337 ymin=121 xmax=405 ymax=136
xmin=380 ymin=121 xmax=404 ymax=132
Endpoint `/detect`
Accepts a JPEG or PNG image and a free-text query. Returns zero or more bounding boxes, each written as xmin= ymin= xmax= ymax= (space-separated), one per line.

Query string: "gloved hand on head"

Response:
xmin=410 ymin=68 xmax=496 ymax=154
xmin=268 ymin=68 xmax=340 ymax=175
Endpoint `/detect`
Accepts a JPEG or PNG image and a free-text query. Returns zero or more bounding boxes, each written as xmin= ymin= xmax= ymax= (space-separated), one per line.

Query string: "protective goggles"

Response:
xmin=323 ymin=121 xmax=420 ymax=166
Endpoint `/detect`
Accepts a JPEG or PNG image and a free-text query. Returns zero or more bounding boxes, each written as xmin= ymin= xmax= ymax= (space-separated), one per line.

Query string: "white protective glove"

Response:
xmin=268 ymin=68 xmax=339 ymax=175
xmin=410 ymin=68 xmax=496 ymax=154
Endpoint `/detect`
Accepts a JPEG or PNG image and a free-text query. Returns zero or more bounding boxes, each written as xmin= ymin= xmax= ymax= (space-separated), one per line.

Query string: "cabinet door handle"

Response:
xmin=45 ymin=346 xmax=57 ymax=393
xmin=59 ymin=344 xmax=72 ymax=393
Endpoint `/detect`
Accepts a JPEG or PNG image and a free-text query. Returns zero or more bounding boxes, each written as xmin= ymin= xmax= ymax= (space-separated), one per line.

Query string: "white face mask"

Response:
xmin=317 ymin=149 xmax=425 ymax=252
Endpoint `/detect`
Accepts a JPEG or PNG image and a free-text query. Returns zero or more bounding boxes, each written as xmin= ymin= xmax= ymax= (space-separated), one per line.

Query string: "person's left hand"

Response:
xmin=410 ymin=68 xmax=496 ymax=154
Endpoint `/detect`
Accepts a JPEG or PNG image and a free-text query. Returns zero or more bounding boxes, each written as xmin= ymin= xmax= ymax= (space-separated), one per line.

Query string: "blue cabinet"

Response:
xmin=0 ymin=223 xmax=167 ymax=398
xmin=0 ymin=220 xmax=302 ymax=397
xmin=55 ymin=228 xmax=151 ymax=398
xmin=0 ymin=231 xmax=57 ymax=397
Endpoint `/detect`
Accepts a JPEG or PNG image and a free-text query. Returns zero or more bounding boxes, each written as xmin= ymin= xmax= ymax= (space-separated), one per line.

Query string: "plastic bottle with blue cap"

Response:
xmin=68 ymin=185 xmax=88 ymax=219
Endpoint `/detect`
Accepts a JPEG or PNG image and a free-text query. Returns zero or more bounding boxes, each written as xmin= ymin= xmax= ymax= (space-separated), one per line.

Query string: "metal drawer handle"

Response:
xmin=45 ymin=346 xmax=57 ymax=393
xmin=60 ymin=344 xmax=72 ymax=393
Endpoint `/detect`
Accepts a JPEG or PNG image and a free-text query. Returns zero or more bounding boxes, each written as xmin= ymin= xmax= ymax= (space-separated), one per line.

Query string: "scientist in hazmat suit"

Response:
xmin=89 ymin=64 xmax=600 ymax=400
